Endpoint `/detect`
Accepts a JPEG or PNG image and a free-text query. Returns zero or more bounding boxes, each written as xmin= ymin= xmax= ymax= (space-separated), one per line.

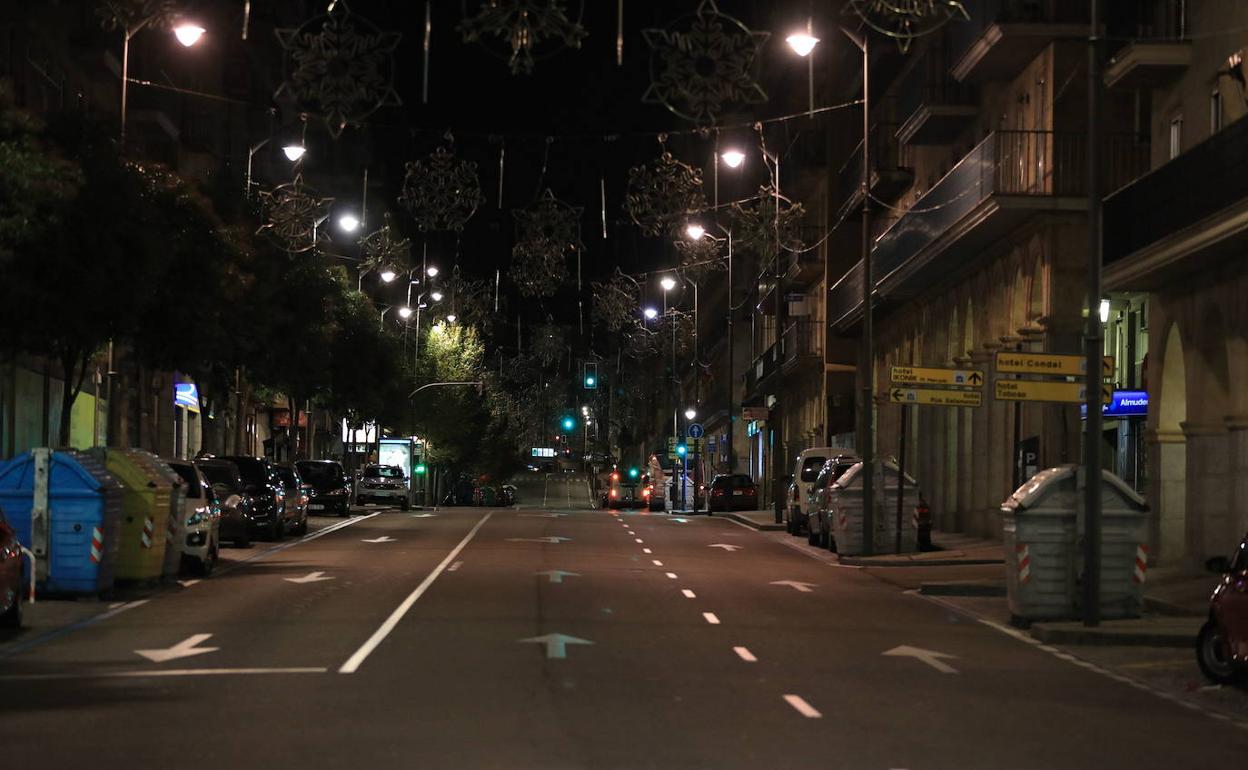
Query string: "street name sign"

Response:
xmin=890 ymin=365 xmax=984 ymax=387
xmin=995 ymin=380 xmax=1112 ymax=404
xmin=995 ymin=352 xmax=1114 ymax=377
xmin=888 ymin=388 xmax=982 ymax=407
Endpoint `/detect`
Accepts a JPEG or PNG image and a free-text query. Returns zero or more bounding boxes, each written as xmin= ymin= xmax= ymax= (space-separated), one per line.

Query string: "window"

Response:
xmin=1168 ymin=116 xmax=1183 ymax=159
xmin=1211 ymin=90 xmax=1224 ymax=135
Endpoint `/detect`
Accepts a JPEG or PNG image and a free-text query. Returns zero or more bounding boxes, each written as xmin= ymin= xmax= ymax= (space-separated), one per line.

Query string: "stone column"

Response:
xmin=1223 ymin=415 xmax=1248 ymax=555
xmin=954 ymin=354 xmax=974 ymax=533
xmin=1181 ymin=421 xmax=1229 ymax=565
xmin=1145 ymin=428 xmax=1186 ymax=565
xmin=968 ymin=350 xmax=993 ymax=537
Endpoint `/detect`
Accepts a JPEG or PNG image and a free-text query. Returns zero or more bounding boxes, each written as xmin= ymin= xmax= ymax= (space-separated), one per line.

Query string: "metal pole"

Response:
xmin=1083 ymin=0 xmax=1105 ymax=627
xmin=773 ymin=154 xmax=784 ymax=526
xmin=120 ymin=30 xmax=130 ymax=145
xmin=725 ymin=229 xmax=735 ymax=473
xmin=896 ymin=403 xmax=907 ymax=554
xmin=858 ymin=32 xmax=876 ymax=555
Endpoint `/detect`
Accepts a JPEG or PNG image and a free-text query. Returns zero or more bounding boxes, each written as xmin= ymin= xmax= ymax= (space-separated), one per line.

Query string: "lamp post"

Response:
xmin=245 ymin=135 xmax=306 ymax=199
xmin=119 ymin=16 xmax=204 ymax=146
xmin=684 ymin=221 xmax=734 ymax=473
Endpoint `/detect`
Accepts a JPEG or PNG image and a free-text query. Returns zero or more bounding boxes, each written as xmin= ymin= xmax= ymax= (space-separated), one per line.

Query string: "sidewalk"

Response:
xmin=704 ymin=508 xmax=786 ymax=531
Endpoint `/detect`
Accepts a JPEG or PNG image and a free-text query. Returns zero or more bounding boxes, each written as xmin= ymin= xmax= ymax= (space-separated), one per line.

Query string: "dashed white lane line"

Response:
xmin=643 ymin=548 xmax=652 ymax=554
xmin=734 ymin=646 xmax=757 ymax=662
xmin=703 ymin=612 xmax=720 ymax=625
xmin=681 ymin=589 xmax=696 ymax=598
xmin=783 ymin=694 xmax=822 ymax=718
xmin=635 ymin=538 xmax=645 ymax=544
xmin=652 ymin=559 xmax=664 ymax=566
xmin=665 ymin=572 xmax=678 ymax=579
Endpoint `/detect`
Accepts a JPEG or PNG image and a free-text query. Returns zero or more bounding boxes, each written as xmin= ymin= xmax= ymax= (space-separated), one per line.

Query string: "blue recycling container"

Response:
xmin=0 ymin=450 xmax=124 ymax=595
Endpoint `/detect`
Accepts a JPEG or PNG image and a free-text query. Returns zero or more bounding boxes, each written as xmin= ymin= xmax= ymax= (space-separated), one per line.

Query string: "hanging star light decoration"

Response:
xmin=511 ymin=189 xmax=583 ymax=297
xmin=358 ymin=213 xmax=412 ymax=272
xmin=642 ymin=0 xmax=770 ymax=125
xmin=256 ymin=174 xmax=333 ymax=253
xmin=459 ymin=0 xmax=588 ymax=75
xmin=624 ymin=150 xmax=708 ymax=238
xmin=398 ymin=146 xmax=484 ymax=232
xmin=730 ymin=186 xmax=806 ymax=256
xmin=275 ymin=1 xmax=402 ymax=138
xmin=846 ymin=0 xmax=969 ymax=53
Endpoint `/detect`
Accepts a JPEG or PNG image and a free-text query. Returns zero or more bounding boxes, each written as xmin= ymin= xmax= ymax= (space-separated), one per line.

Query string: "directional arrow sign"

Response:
xmin=361 ymin=536 xmax=396 ymax=543
xmin=136 ymin=633 xmax=219 ymax=663
xmin=507 ymin=536 xmax=572 ymax=544
xmin=708 ymin=543 xmax=743 ymax=552
xmin=890 ymin=365 xmax=984 ymax=388
xmin=882 ymin=645 xmax=959 ymax=674
xmin=889 ymin=387 xmax=983 ymax=407
xmin=770 ymin=580 xmax=817 ymax=593
xmin=517 ymin=633 xmax=594 ymax=659
xmin=995 ymin=379 xmax=1112 ymax=404
xmin=535 ymin=570 xmax=581 ymax=583
xmin=995 ymin=352 xmax=1114 ymax=377
xmin=284 ymin=571 xmax=334 ymax=584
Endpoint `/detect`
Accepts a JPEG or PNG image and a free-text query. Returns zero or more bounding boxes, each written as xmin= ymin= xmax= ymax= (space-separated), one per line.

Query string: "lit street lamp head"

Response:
xmin=338 ymin=213 xmax=360 ymax=232
xmin=426 ymin=266 xmax=439 ymax=277
xmin=174 ymin=24 xmax=206 ymax=47
xmin=282 ymin=144 xmax=306 ymax=162
xmin=398 ymin=306 xmax=413 ymax=319
xmin=446 ymin=313 xmax=457 ymax=323
xmin=643 ymin=307 xmax=659 ymax=320
xmin=685 ymin=223 xmax=706 ymax=240
xmin=786 ymin=32 xmax=819 ymax=57
xmin=720 ymin=149 xmax=745 ymax=168
xmin=379 ymin=268 xmax=397 ymax=283
xmin=684 ymin=408 xmax=697 ymax=421
xmin=430 ymin=291 xmax=443 ymax=302
xmin=660 ymin=277 xmax=677 ymax=292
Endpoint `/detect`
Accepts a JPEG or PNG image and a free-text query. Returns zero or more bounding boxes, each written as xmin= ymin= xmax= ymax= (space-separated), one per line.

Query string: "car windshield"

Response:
xmin=275 ymin=467 xmax=299 ymax=488
xmin=198 ymin=463 xmax=238 ymax=489
xmin=221 ymin=457 xmax=266 ymax=487
xmin=800 ymin=456 xmax=826 ymax=482
xmin=297 ymin=462 xmax=341 ymax=482
xmin=169 ymin=464 xmax=201 ymax=499
xmin=364 ymin=465 xmax=404 ymax=479
xmin=1232 ymin=538 xmax=1248 ymax=572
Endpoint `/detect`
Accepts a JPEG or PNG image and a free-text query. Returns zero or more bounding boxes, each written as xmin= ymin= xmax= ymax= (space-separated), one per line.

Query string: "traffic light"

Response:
xmin=676 ymin=444 xmax=688 ymax=457
xmin=583 ymin=362 xmax=598 ymax=389
xmin=414 ymin=464 xmax=427 ymax=475
xmin=561 ymin=416 xmax=576 ymax=431
xmin=628 ymin=467 xmax=639 ymax=479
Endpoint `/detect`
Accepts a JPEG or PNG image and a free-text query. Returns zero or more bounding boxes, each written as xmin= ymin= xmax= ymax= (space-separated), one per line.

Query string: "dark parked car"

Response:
xmin=0 ymin=506 xmax=24 ymax=628
xmin=1197 ymin=532 xmax=1248 ymax=684
xmin=706 ymin=474 xmax=758 ymax=513
xmin=218 ymin=455 xmax=286 ymax=541
xmin=295 ymin=460 xmax=353 ymax=516
xmin=275 ymin=464 xmax=310 ymax=536
xmin=196 ymin=459 xmax=255 ymax=547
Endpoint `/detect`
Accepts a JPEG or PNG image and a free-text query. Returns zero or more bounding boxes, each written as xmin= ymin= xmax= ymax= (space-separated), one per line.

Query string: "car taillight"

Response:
xmin=610 ymin=489 xmax=618 ymax=498
xmin=712 ymin=489 xmax=723 ymax=496
xmin=642 ymin=488 xmax=651 ymax=498
xmin=745 ymin=488 xmax=756 ymax=495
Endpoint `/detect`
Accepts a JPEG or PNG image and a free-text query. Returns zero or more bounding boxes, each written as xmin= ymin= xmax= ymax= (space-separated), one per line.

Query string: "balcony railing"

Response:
xmin=1105 ymin=115 xmax=1248 ymax=266
xmin=1104 ymin=0 xmax=1190 ymax=89
xmin=894 ymin=67 xmax=977 ymax=146
xmin=949 ymin=0 xmax=1087 ymax=82
xmin=781 ymin=319 xmax=822 ymax=369
xmin=834 ymin=125 xmax=913 ymax=222
xmin=829 ymin=130 xmax=1148 ymax=327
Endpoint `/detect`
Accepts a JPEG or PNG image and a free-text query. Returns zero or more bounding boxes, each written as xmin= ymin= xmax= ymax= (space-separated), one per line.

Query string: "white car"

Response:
xmin=166 ymin=459 xmax=222 ymax=575
xmin=355 ymin=465 xmax=411 ymax=510
xmin=786 ymin=447 xmax=855 ymax=536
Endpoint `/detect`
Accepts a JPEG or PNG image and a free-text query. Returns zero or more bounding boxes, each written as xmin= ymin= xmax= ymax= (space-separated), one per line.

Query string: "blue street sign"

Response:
xmin=688 ymin=423 xmax=704 ymax=439
xmin=1080 ymin=389 xmax=1148 ymax=419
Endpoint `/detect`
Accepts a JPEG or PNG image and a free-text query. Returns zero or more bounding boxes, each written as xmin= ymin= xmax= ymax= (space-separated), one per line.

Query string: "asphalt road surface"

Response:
xmin=1 ymin=483 xmax=1244 ymax=769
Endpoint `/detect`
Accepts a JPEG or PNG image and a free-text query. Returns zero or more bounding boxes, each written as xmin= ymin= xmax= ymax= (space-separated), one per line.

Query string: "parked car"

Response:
xmin=165 ymin=459 xmax=222 ymax=575
xmin=804 ymin=454 xmax=860 ymax=546
xmin=217 ymin=455 xmax=286 ymax=540
xmin=640 ymin=473 xmax=665 ymax=512
xmin=0 ymin=506 xmax=23 ymax=628
xmin=195 ymin=459 xmax=255 ymax=548
xmin=786 ymin=447 xmax=853 ymax=535
xmin=1197 ymin=532 xmax=1248 ymax=684
xmin=705 ymin=474 xmax=758 ymax=512
xmin=296 ymin=460 xmax=353 ymax=516
xmin=600 ymin=470 xmax=640 ymax=510
xmin=499 ymin=484 xmax=517 ymax=507
xmin=356 ymin=464 xmax=410 ymax=510
xmin=275 ymin=464 xmax=310 ymax=536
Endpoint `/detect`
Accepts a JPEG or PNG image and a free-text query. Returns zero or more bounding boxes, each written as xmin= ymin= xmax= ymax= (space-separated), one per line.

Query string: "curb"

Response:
xmin=1028 ymin=623 xmax=1197 ymax=648
xmin=919 ymin=581 xmax=1007 ymax=597
xmin=716 ymin=512 xmax=786 ymax=531
xmin=838 ymin=555 xmax=1005 ymax=567
xmin=1142 ymin=595 xmax=1205 ymax=618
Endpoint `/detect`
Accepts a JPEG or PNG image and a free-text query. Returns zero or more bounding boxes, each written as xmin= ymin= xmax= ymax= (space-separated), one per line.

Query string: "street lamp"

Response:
xmin=378 ymin=268 xmax=397 ymax=283
xmin=338 ymin=213 xmax=361 ymax=232
xmin=787 ymin=19 xmax=819 ymax=115
xmin=282 ymin=144 xmax=307 ymax=162
xmin=430 ymin=291 xmax=443 ymax=302
xmin=446 ymin=313 xmax=457 ymax=323
xmin=660 ymin=276 xmax=677 ymax=292
xmin=426 ymin=266 xmax=439 ymax=278
xmin=173 ymin=23 xmax=206 ymax=47
xmin=720 ymin=149 xmax=745 ymax=169
xmin=118 ymin=14 xmax=204 ymax=146
xmin=685 ymin=223 xmax=706 ymax=240
xmin=643 ymin=307 xmax=659 ymax=320
xmin=684 ymin=407 xmax=696 ymax=421
xmin=398 ymin=306 xmax=413 ymax=320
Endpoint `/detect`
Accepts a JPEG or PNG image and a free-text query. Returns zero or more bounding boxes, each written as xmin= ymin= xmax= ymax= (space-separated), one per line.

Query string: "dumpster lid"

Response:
xmin=834 ymin=458 xmax=918 ymax=491
xmin=1002 ymin=464 xmax=1147 ymax=512
xmin=0 ymin=450 xmax=124 ymax=493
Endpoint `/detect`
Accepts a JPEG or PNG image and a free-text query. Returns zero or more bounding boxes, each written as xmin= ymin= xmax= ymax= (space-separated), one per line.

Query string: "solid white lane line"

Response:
xmin=652 ymin=560 xmax=664 ymax=566
xmin=783 ymin=695 xmax=822 ymax=718
xmin=216 ymin=510 xmax=386 ymax=576
xmin=703 ymin=612 xmax=720 ymax=625
xmin=339 ymin=512 xmax=493 ymax=674
xmin=666 ymin=572 xmax=678 ymax=579
xmin=643 ymin=548 xmax=652 ymax=554
xmin=0 ymin=667 xmax=328 ymax=681
xmin=681 ymin=589 xmax=696 ymax=598
xmin=734 ymin=646 xmax=757 ymax=662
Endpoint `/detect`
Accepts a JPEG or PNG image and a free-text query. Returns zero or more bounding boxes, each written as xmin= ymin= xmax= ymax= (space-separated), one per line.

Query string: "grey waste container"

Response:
xmin=1001 ymin=465 xmax=1149 ymax=623
xmin=830 ymin=459 xmax=920 ymax=556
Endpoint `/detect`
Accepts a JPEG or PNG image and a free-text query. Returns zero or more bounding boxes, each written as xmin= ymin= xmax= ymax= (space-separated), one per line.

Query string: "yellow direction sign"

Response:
xmin=888 ymin=388 xmax=982 ymax=408
xmin=995 ymin=380 xmax=1112 ymax=404
xmin=995 ymin=352 xmax=1114 ymax=377
xmin=890 ymin=365 xmax=984 ymax=388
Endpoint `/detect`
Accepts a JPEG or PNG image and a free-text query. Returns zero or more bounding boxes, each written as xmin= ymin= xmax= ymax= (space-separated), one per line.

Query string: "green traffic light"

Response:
xmin=414 ymin=464 xmax=427 ymax=475
xmin=628 ymin=467 xmax=639 ymax=479
xmin=585 ymin=376 xmax=596 ymax=387
xmin=676 ymin=444 xmax=687 ymax=456
xmin=562 ymin=417 xmax=575 ymax=430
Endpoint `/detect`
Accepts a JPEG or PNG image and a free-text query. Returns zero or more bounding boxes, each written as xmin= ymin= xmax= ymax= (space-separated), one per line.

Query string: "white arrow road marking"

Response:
xmin=703 ymin=612 xmax=720 ymax=625
xmin=517 ymin=633 xmax=594 ymax=660
xmin=519 ymin=513 xmax=566 ymax=518
xmin=681 ymin=589 xmax=696 ymax=598
xmin=708 ymin=543 xmax=743 ymax=552
xmin=883 ymin=645 xmax=959 ymax=674
xmin=770 ymin=580 xmax=817 ymax=593
xmin=136 ymin=634 xmax=219 ymax=663
xmin=734 ymin=646 xmax=757 ymax=662
xmin=284 ymin=571 xmax=334 ymax=584
xmin=361 ymin=536 xmax=396 ymax=543
xmin=506 ymin=536 xmax=572 ymax=544
xmin=408 ymin=513 xmax=437 ymax=518
xmin=447 ymin=561 xmax=463 ymax=572
xmin=783 ymin=694 xmax=822 ymax=718
xmin=534 ymin=570 xmax=580 ymax=584
xmin=177 ymin=580 xmax=200 ymax=588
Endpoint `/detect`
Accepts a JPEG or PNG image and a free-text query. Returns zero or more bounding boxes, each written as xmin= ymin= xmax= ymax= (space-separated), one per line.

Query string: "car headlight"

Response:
xmin=187 ymin=507 xmax=209 ymax=527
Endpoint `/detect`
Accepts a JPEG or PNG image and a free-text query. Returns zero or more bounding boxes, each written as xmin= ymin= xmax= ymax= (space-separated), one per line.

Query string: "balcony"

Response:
xmin=829 ymin=130 xmax=1148 ymax=329
xmin=894 ymin=54 xmax=978 ymax=146
xmin=949 ymin=0 xmax=1087 ymax=83
xmin=1104 ymin=0 xmax=1190 ymax=89
xmin=781 ymin=319 xmax=823 ymax=372
xmin=785 ymin=226 xmax=825 ymax=286
xmin=1104 ymin=115 xmax=1248 ymax=290
xmin=745 ymin=342 xmax=781 ymax=395
xmin=834 ymin=127 xmax=914 ymax=224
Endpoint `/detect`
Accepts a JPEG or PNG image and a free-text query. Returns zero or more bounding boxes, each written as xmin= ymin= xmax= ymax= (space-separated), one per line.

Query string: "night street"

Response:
xmin=1 ymin=485 xmax=1243 ymax=769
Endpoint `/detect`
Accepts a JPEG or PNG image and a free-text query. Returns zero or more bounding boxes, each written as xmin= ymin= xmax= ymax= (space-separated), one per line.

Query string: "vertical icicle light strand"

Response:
xmin=600 ymin=176 xmax=607 ymax=239
xmin=498 ymin=140 xmax=506 ymax=209
xmin=422 ymin=1 xmax=432 ymax=104
xmin=617 ymin=0 xmax=624 ymax=66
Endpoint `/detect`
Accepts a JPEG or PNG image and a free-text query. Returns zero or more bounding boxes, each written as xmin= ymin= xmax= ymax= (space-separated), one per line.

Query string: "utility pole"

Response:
xmin=1083 ymin=0 xmax=1105 ymax=627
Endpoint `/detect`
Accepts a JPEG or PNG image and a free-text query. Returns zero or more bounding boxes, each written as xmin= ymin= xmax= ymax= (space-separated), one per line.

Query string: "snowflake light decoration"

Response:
xmin=256 ymin=174 xmax=333 ymax=253
xmin=511 ymin=189 xmax=582 ymax=297
xmin=590 ymin=269 xmax=641 ymax=333
xmin=675 ymin=235 xmax=726 ymax=281
xmin=731 ymin=186 xmax=806 ymax=256
xmin=275 ymin=2 xmax=402 ymax=138
xmin=642 ymin=0 xmax=770 ymax=125
xmin=359 ymin=213 xmax=412 ymax=272
xmin=624 ymin=151 xmax=707 ymax=238
xmin=459 ymin=0 xmax=588 ymax=75
xmin=846 ymin=0 xmax=969 ymax=53
xmin=398 ymin=146 xmax=484 ymax=233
